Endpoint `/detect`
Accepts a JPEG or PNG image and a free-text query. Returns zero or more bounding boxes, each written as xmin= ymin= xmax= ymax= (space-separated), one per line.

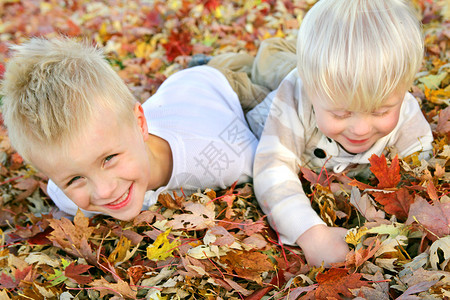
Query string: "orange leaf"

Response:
xmin=315 ymin=268 xmax=369 ymax=299
xmin=345 ymin=239 xmax=382 ymax=270
xmin=369 ymin=154 xmax=401 ymax=188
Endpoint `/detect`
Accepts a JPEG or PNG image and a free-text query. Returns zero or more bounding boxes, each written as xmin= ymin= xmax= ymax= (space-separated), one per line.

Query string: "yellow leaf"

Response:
xmin=274 ymin=28 xmax=285 ymax=38
xmin=146 ymin=229 xmax=180 ymax=261
xmin=214 ymin=6 xmax=223 ymax=19
xmin=135 ymin=42 xmax=153 ymax=58
xmin=99 ymin=22 xmax=108 ymax=37
xmin=345 ymin=227 xmax=368 ymax=247
xmin=425 ymin=86 xmax=450 ymax=105
xmin=108 ymin=236 xmax=131 ymax=264
xmin=40 ymin=2 xmax=52 ymax=14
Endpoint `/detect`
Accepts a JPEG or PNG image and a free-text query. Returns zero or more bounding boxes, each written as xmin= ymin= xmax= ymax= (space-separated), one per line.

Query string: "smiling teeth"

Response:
xmin=109 ymin=189 xmax=130 ymax=206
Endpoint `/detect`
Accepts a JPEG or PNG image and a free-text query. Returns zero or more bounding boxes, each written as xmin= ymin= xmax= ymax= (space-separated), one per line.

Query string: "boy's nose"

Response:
xmin=349 ymin=116 xmax=372 ymax=136
xmin=91 ymin=179 xmax=116 ymax=200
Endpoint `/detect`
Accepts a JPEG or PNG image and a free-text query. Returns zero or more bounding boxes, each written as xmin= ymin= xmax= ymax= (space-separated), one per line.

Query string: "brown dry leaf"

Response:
xmin=158 ymin=191 xmax=184 ymax=210
xmin=167 ymin=202 xmax=215 ymax=230
xmin=208 ymin=226 xmax=236 ymax=246
xmin=220 ymin=250 xmax=274 ymax=284
xmin=350 ymin=187 xmax=386 ymax=221
xmin=436 ymin=106 xmax=450 ymax=134
xmin=406 ymin=196 xmax=450 ymax=240
xmin=47 ymin=210 xmax=97 ymax=264
xmin=89 ymin=277 xmax=137 ymax=299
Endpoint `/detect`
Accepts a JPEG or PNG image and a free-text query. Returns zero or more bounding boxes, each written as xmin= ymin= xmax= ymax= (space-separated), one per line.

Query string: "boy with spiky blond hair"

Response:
xmin=1 ymin=37 xmax=258 ymax=220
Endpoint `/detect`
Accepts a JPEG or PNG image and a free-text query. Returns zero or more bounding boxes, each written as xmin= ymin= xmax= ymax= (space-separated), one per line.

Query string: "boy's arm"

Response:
xmin=253 ymin=74 xmax=326 ymax=244
xmin=253 ymin=76 xmax=349 ymax=266
xmin=392 ymin=93 xmax=433 ymax=159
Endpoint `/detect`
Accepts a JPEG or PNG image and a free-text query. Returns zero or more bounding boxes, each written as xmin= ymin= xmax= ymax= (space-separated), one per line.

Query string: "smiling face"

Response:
xmin=32 ymin=103 xmax=158 ymax=221
xmin=311 ymin=92 xmax=405 ymax=154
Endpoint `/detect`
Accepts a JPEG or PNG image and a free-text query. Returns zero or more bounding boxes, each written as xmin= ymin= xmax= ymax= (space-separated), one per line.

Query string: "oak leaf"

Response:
xmin=315 ymin=268 xmax=369 ymax=299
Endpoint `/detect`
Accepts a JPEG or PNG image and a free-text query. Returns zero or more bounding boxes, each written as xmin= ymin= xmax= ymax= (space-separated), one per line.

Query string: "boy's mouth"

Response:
xmin=104 ymin=184 xmax=133 ymax=210
xmin=346 ymin=137 xmax=369 ymax=144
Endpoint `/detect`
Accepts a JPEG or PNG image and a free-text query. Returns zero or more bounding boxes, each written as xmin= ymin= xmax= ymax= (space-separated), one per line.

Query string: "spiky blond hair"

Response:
xmin=1 ymin=37 xmax=137 ymax=162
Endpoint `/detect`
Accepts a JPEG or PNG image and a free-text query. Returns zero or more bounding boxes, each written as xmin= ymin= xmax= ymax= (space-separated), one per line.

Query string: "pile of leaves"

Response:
xmin=0 ymin=0 xmax=449 ymax=299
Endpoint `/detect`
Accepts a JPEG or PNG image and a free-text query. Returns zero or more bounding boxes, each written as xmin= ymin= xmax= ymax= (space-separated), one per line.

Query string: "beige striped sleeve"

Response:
xmin=253 ymin=72 xmax=325 ymax=245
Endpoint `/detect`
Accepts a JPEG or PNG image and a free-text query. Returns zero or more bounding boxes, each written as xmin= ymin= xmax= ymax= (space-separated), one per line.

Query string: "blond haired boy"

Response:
xmin=1 ymin=38 xmax=258 ymax=220
xmin=244 ymin=0 xmax=433 ymax=267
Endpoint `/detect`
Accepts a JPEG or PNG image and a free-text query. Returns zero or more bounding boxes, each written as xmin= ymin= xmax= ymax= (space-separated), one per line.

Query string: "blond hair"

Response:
xmin=297 ymin=0 xmax=423 ymax=111
xmin=1 ymin=37 xmax=137 ymax=162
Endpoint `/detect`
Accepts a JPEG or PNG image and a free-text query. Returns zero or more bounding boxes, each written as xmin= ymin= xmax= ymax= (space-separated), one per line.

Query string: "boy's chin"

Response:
xmin=338 ymin=141 xmax=373 ymax=155
xmin=105 ymin=203 xmax=144 ymax=221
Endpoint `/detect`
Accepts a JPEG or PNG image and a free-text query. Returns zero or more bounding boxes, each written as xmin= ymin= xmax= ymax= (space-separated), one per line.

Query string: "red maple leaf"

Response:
xmin=0 ymin=273 xmax=16 ymax=289
xmin=372 ymin=187 xmax=414 ymax=220
xmin=144 ymin=10 xmax=163 ymax=28
xmin=204 ymin=0 xmax=220 ymax=12
xmin=0 ymin=266 xmax=37 ymax=290
xmin=369 ymin=154 xmax=401 ymax=188
xmin=0 ymin=62 xmax=5 ymax=80
xmin=162 ymin=29 xmax=193 ymax=62
xmin=64 ymin=262 xmax=93 ymax=285
xmin=315 ymin=268 xmax=369 ymax=299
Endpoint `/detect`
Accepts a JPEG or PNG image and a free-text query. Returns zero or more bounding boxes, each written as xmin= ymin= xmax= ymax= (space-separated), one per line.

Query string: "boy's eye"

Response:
xmin=372 ymin=109 xmax=389 ymax=116
xmin=331 ymin=111 xmax=352 ymax=119
xmin=104 ymin=154 xmax=118 ymax=164
xmin=67 ymin=176 xmax=82 ymax=187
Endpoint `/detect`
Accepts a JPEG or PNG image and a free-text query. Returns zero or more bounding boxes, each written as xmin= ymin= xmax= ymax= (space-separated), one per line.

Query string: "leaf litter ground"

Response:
xmin=0 ymin=0 xmax=449 ymax=299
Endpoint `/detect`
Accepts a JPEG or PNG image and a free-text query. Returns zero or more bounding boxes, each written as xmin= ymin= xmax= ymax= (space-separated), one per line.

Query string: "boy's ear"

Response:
xmin=133 ymin=103 xmax=149 ymax=141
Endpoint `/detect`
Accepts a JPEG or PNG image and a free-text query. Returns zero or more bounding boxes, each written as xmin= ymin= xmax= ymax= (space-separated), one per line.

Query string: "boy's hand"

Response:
xmin=296 ymin=224 xmax=349 ymax=267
